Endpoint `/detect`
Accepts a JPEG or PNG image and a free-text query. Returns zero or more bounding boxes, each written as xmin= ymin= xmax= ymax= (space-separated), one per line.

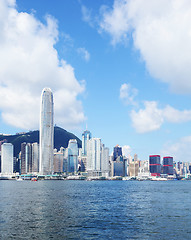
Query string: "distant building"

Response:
xmin=21 ymin=142 xmax=27 ymax=174
xmin=129 ymin=161 xmax=139 ymax=177
xmin=163 ymin=157 xmax=173 ymax=175
xmin=149 ymin=155 xmax=161 ymax=176
xmin=32 ymin=143 xmax=39 ymax=173
xmin=54 ymin=152 xmax=64 ymax=173
xmin=68 ymin=139 xmax=78 ymax=174
xmin=113 ymin=145 xmax=122 ymax=161
xmin=101 ymin=146 xmax=110 ymax=177
xmin=87 ymin=138 xmax=102 ymax=176
xmin=1 ymin=143 xmax=13 ymax=175
xmin=138 ymin=160 xmax=150 ymax=178
xmin=26 ymin=143 xmax=32 ymax=173
xmin=111 ymin=156 xmax=126 ymax=177
xmin=82 ymin=130 xmax=91 ymax=156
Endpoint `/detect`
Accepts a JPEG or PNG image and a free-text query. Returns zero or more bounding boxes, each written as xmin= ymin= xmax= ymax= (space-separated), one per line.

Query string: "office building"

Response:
xmin=32 ymin=142 xmax=39 ymax=173
xmin=82 ymin=130 xmax=91 ymax=156
xmin=87 ymin=138 xmax=101 ymax=174
xmin=1 ymin=143 xmax=13 ymax=175
xmin=68 ymin=139 xmax=78 ymax=173
xmin=149 ymin=155 xmax=161 ymax=176
xmin=163 ymin=156 xmax=173 ymax=175
xmin=39 ymin=88 xmax=54 ymax=175
xmin=21 ymin=142 xmax=27 ymax=174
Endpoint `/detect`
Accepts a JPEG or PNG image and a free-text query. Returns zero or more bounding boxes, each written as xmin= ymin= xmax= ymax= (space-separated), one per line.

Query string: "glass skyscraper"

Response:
xmin=39 ymin=88 xmax=54 ymax=175
xmin=82 ymin=130 xmax=91 ymax=156
xmin=67 ymin=139 xmax=78 ymax=173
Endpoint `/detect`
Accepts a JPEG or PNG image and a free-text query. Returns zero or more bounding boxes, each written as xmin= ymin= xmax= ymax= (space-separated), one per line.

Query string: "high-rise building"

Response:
xmin=21 ymin=142 xmax=27 ymax=174
xmin=54 ymin=152 xmax=64 ymax=173
xmin=163 ymin=156 xmax=173 ymax=175
xmin=32 ymin=142 xmax=39 ymax=173
xmin=87 ymin=138 xmax=101 ymax=174
xmin=82 ymin=130 xmax=91 ymax=156
xmin=67 ymin=139 xmax=78 ymax=173
xmin=26 ymin=143 xmax=32 ymax=173
xmin=113 ymin=145 xmax=122 ymax=161
xmin=149 ymin=155 xmax=161 ymax=176
xmin=39 ymin=88 xmax=54 ymax=175
xmin=101 ymin=146 xmax=110 ymax=177
xmin=1 ymin=143 xmax=13 ymax=175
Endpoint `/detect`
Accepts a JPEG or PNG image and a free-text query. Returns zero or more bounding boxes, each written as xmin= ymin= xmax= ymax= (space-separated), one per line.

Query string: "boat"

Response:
xmin=16 ymin=178 xmax=23 ymax=181
xmin=31 ymin=177 xmax=38 ymax=181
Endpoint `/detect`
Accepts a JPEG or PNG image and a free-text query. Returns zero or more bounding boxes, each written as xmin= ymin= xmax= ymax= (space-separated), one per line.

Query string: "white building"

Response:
xmin=87 ymin=138 xmax=101 ymax=173
xmin=39 ymin=88 xmax=54 ymax=175
xmin=1 ymin=143 xmax=13 ymax=175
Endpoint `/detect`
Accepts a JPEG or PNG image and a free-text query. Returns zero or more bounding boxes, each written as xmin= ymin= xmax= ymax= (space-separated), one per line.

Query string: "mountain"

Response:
xmin=0 ymin=126 xmax=82 ymax=157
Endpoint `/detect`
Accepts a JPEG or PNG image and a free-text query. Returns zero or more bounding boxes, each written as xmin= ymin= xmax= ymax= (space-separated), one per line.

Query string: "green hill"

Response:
xmin=0 ymin=126 xmax=82 ymax=157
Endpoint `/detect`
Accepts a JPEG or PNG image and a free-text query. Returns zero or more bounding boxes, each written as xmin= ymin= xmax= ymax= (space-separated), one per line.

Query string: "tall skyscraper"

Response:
xmin=82 ymin=130 xmax=91 ymax=156
xmin=1 ymin=143 xmax=13 ymax=175
xmin=39 ymin=88 xmax=54 ymax=175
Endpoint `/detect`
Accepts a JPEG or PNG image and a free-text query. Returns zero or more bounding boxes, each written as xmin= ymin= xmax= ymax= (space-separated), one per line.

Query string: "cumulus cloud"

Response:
xmin=131 ymin=101 xmax=191 ymax=133
xmin=0 ymin=0 xmax=86 ymax=130
xmin=99 ymin=0 xmax=191 ymax=93
xmin=119 ymin=83 xmax=138 ymax=105
xmin=122 ymin=145 xmax=132 ymax=157
xmin=161 ymin=136 xmax=191 ymax=162
xmin=77 ymin=47 xmax=90 ymax=62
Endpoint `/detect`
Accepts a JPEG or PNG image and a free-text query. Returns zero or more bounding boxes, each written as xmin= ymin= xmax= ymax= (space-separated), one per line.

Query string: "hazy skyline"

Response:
xmin=1 ymin=0 xmax=191 ymax=161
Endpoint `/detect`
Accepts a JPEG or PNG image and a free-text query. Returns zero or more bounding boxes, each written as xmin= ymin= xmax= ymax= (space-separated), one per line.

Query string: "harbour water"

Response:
xmin=0 ymin=180 xmax=191 ymax=239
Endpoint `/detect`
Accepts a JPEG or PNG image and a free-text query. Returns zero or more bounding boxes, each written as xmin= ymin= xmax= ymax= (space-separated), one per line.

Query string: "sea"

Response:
xmin=0 ymin=180 xmax=191 ymax=240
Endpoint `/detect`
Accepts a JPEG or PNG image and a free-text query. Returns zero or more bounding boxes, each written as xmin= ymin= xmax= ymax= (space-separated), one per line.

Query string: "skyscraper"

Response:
xmin=39 ymin=88 xmax=54 ymax=175
xmin=149 ymin=155 xmax=161 ymax=176
xmin=67 ymin=139 xmax=78 ymax=173
xmin=82 ymin=130 xmax=91 ymax=156
xmin=1 ymin=143 xmax=13 ymax=175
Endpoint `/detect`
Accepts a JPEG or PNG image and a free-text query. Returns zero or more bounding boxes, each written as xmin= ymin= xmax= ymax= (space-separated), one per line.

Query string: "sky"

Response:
xmin=1 ymin=0 xmax=191 ymax=162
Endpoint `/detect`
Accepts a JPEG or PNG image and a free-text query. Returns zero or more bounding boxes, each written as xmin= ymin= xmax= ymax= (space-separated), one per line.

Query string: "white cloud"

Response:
xmin=130 ymin=101 xmax=191 ymax=133
xmin=161 ymin=136 xmax=191 ymax=162
xmin=77 ymin=47 xmax=90 ymax=62
xmin=99 ymin=0 xmax=191 ymax=93
xmin=81 ymin=5 xmax=92 ymax=25
xmin=0 ymin=0 xmax=86 ymax=130
xmin=122 ymin=145 xmax=132 ymax=157
xmin=119 ymin=83 xmax=138 ymax=105
xmin=130 ymin=101 xmax=163 ymax=133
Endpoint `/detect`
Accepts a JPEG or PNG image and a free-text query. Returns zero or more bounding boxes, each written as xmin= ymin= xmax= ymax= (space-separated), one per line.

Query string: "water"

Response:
xmin=0 ymin=180 xmax=191 ymax=239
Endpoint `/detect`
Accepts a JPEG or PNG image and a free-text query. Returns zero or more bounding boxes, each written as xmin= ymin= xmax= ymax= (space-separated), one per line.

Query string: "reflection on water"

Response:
xmin=0 ymin=181 xmax=191 ymax=239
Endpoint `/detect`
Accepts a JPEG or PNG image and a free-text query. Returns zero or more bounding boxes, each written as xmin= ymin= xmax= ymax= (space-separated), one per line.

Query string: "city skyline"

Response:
xmin=1 ymin=0 xmax=191 ymax=162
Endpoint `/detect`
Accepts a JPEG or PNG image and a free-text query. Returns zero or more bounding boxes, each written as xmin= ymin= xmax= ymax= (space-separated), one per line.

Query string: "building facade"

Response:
xmin=1 ymin=143 xmax=13 ymax=175
xmin=82 ymin=130 xmax=91 ymax=156
xmin=149 ymin=155 xmax=161 ymax=176
xmin=39 ymin=88 xmax=54 ymax=175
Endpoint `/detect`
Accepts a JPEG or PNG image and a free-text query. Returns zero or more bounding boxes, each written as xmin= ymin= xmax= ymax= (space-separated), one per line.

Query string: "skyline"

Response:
xmin=1 ymin=0 xmax=191 ymax=161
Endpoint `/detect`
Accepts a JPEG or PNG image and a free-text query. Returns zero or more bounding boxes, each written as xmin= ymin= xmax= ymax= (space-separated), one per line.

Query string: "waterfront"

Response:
xmin=0 ymin=181 xmax=191 ymax=239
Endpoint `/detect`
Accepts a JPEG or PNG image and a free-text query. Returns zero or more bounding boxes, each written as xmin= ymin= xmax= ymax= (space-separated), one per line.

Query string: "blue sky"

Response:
xmin=1 ymin=0 xmax=191 ymax=161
